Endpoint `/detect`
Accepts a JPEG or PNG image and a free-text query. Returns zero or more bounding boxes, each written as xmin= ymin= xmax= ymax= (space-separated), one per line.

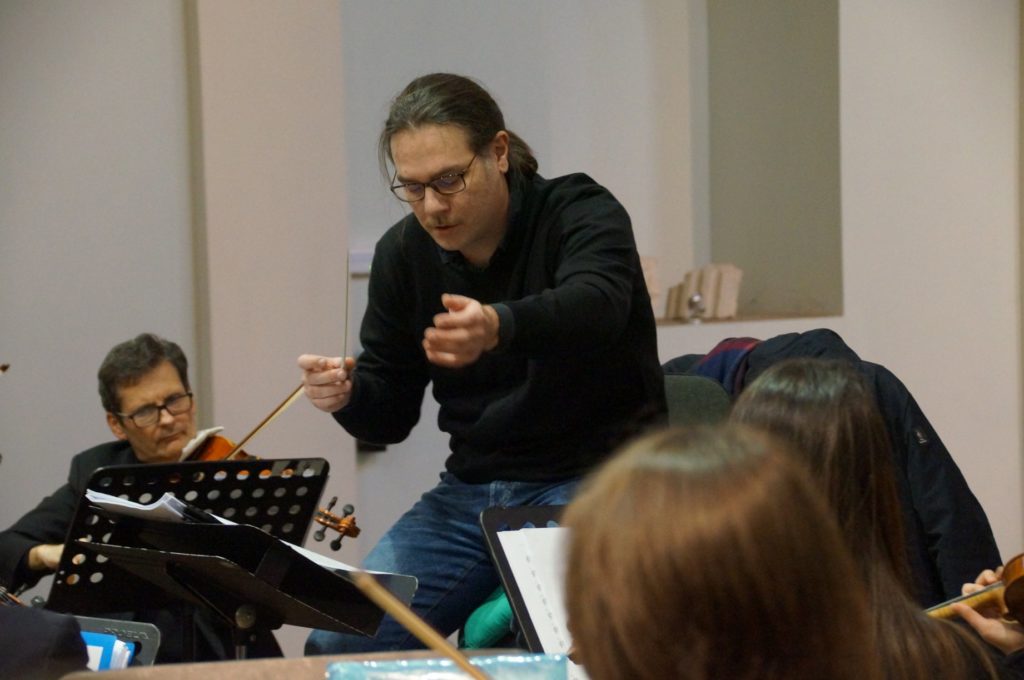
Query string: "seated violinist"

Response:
xmin=731 ymin=358 xmax=1021 ymax=679
xmin=0 ymin=332 xmax=279 ymax=663
xmin=953 ymin=566 xmax=1024 ymax=660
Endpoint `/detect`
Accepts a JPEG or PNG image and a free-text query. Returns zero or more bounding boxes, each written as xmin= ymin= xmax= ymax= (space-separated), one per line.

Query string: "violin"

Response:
xmin=183 ymin=433 xmax=253 ymax=462
xmin=181 ymin=384 xmax=306 ymax=463
xmin=0 ymin=585 xmax=25 ymax=607
xmin=313 ymin=496 xmax=361 ymax=551
xmin=178 ymin=383 xmax=360 ymax=549
xmin=180 ymin=429 xmax=360 ymax=550
xmin=926 ymin=553 xmax=1024 ymax=621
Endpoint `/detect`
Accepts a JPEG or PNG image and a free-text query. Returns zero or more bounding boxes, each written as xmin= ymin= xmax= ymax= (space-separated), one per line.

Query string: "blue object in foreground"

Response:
xmin=328 ymin=653 xmax=567 ymax=680
xmin=80 ymin=630 xmax=134 ymax=670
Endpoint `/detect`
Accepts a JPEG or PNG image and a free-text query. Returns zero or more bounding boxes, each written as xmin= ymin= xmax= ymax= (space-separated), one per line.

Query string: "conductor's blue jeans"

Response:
xmin=304 ymin=472 xmax=579 ymax=654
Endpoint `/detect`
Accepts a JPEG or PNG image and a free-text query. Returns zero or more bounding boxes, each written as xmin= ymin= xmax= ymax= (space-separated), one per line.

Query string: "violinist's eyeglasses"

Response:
xmin=390 ymin=155 xmax=477 ymax=203
xmin=117 ymin=392 xmax=193 ymax=428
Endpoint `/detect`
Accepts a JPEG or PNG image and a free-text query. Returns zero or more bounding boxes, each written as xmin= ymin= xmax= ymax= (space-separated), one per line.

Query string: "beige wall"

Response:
xmin=187 ymin=0 xmax=354 ymax=655
xmin=658 ymin=0 xmax=1022 ymax=556
xmin=0 ymin=0 xmax=196 ymax=594
xmin=707 ymin=0 xmax=842 ymax=317
xmin=0 ymin=0 xmax=1020 ymax=659
xmin=186 ymin=0 xmax=354 ymax=500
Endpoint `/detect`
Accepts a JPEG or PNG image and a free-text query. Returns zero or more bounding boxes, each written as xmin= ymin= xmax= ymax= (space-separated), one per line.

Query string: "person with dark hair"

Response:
xmin=666 ymin=328 xmax=1000 ymax=607
xmin=299 ymin=73 xmax=665 ymax=654
xmin=0 ymin=333 xmax=197 ymax=590
xmin=0 ymin=333 xmax=277 ymax=663
xmin=564 ymin=425 xmax=881 ymax=680
xmin=731 ymin=358 xmax=1020 ymax=679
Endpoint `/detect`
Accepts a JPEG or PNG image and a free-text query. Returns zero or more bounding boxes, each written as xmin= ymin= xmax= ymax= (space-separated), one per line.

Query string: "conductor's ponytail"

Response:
xmin=379 ymin=73 xmax=538 ymax=180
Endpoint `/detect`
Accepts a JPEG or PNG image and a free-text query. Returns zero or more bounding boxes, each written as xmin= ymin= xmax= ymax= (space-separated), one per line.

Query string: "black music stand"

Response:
xmin=478 ymin=505 xmax=564 ymax=653
xmin=42 ymin=457 xmax=415 ymax=659
xmin=48 ymin=458 xmax=328 ymax=614
xmin=68 ymin=518 xmax=416 ymax=659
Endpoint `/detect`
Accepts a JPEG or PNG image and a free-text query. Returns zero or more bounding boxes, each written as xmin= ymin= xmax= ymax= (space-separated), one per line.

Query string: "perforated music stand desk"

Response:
xmin=48 ymin=458 xmax=328 ymax=614
xmin=72 ymin=520 xmax=407 ymax=644
xmin=478 ymin=505 xmax=564 ymax=653
xmin=43 ymin=458 xmax=414 ymax=658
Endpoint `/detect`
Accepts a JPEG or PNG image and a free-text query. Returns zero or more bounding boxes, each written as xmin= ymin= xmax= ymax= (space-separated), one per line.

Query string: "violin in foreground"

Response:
xmin=927 ymin=553 xmax=1024 ymax=621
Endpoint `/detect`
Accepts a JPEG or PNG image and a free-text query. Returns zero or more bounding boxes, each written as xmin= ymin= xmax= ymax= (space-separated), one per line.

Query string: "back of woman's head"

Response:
xmin=563 ymin=426 xmax=878 ymax=680
xmin=730 ymin=358 xmax=909 ymax=584
xmin=730 ymin=359 xmax=998 ymax=680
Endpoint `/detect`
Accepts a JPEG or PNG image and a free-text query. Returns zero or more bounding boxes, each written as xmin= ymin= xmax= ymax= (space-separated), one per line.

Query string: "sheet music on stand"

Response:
xmin=71 ymin=513 xmax=416 ymax=637
xmin=496 ymin=528 xmax=589 ymax=680
xmin=43 ymin=457 xmax=417 ymax=659
xmin=497 ymin=528 xmax=571 ymax=654
xmin=81 ymin=488 xmax=413 ymax=599
xmin=480 ymin=506 xmax=590 ymax=680
xmin=46 ymin=457 xmax=328 ymax=616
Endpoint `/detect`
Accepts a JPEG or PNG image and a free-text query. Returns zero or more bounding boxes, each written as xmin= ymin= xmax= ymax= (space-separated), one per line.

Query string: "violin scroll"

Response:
xmin=314 ymin=496 xmax=360 ymax=551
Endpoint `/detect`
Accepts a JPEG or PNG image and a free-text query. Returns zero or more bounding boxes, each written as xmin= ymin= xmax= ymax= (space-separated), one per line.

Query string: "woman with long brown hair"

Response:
xmin=564 ymin=425 xmax=879 ymax=680
xmin=732 ymin=358 xmax=1009 ymax=679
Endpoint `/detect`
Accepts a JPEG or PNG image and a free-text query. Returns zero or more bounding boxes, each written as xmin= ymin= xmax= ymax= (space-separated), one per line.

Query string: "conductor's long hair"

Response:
xmin=378 ymin=73 xmax=538 ymax=180
xmin=732 ymin=359 xmax=997 ymax=680
xmin=564 ymin=426 xmax=879 ymax=680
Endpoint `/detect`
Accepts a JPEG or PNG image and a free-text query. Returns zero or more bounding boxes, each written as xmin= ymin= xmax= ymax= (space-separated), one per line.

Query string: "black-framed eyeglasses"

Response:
xmin=390 ymin=155 xmax=477 ymax=203
xmin=117 ymin=392 xmax=193 ymax=427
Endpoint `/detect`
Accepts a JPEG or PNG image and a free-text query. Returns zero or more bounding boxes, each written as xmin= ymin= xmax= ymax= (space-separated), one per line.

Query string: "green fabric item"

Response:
xmin=461 ymin=587 xmax=513 ymax=649
xmin=664 ymin=374 xmax=731 ymax=427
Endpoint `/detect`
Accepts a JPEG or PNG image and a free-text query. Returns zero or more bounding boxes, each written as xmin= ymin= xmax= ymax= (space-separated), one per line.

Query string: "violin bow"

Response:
xmin=226 ymin=258 xmax=352 ymax=459
xmin=225 ymin=383 xmax=306 ymax=459
xmin=352 ymin=571 xmax=491 ymax=680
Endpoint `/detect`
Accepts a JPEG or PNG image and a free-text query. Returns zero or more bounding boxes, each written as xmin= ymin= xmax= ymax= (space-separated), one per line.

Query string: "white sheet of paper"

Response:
xmin=84 ymin=489 xmax=416 ymax=602
xmin=85 ymin=489 xmax=190 ymax=522
xmin=497 ymin=526 xmax=572 ymax=654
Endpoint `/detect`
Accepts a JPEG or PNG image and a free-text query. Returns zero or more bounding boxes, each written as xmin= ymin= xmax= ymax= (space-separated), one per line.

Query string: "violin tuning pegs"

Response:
xmin=313 ymin=517 xmax=328 ymax=542
xmin=342 ymin=504 xmax=354 ymax=517
xmin=330 ymin=536 xmax=343 ymax=551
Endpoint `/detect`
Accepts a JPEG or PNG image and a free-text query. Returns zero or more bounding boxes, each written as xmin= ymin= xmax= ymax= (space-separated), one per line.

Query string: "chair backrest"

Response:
xmin=663 ymin=374 xmax=731 ymax=427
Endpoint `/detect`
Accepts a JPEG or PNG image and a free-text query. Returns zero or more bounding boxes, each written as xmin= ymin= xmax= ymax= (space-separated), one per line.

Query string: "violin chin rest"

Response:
xmin=180 ymin=426 xmax=227 ymax=460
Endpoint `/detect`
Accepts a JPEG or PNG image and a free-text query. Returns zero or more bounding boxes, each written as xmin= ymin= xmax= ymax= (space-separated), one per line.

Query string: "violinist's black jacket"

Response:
xmin=665 ymin=328 xmax=1002 ymax=608
xmin=0 ymin=440 xmax=280 ymax=663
